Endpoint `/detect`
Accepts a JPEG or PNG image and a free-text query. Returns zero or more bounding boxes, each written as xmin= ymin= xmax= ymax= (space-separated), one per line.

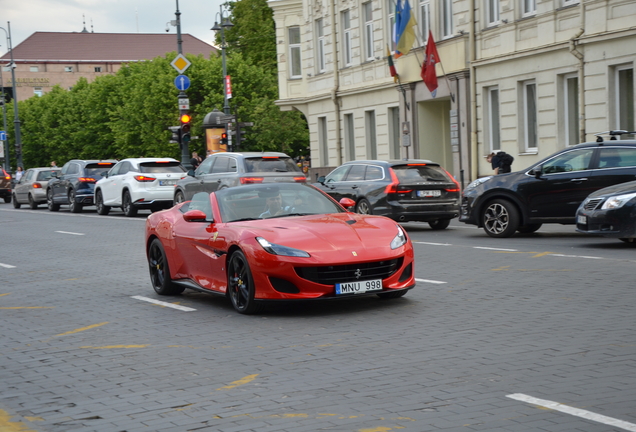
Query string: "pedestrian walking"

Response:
xmin=15 ymin=166 xmax=24 ymax=182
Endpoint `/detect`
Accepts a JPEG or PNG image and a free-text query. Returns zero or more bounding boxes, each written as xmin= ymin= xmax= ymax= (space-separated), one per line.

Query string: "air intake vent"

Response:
xmin=295 ymin=258 xmax=402 ymax=285
xmin=584 ymin=198 xmax=604 ymax=210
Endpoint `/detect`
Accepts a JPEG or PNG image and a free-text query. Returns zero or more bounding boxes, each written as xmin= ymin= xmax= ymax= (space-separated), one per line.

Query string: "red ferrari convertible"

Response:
xmin=145 ymin=183 xmax=415 ymax=314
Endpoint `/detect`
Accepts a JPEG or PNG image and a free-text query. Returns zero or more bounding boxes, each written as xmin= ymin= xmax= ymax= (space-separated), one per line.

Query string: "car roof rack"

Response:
xmin=593 ymin=130 xmax=636 ymax=143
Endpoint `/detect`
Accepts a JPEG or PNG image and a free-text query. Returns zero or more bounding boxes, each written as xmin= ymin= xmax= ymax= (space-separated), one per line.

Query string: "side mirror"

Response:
xmin=317 ymin=176 xmax=326 ymax=184
xmin=339 ymin=197 xmax=356 ymax=209
xmin=187 ymin=169 xmax=196 ymax=177
xmin=532 ymin=165 xmax=543 ymax=179
xmin=183 ymin=209 xmax=211 ymax=223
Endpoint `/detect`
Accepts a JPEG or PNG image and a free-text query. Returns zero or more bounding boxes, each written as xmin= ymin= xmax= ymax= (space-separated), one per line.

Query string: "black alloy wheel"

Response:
xmin=95 ymin=190 xmax=110 ymax=215
xmin=174 ymin=190 xmax=185 ymax=206
xmin=356 ymin=198 xmax=372 ymax=215
xmin=47 ymin=189 xmax=60 ymax=212
xmin=68 ymin=189 xmax=83 ymax=213
xmin=482 ymin=199 xmax=519 ymax=238
xmin=429 ymin=219 xmax=451 ymax=230
xmin=227 ymin=250 xmax=262 ymax=314
xmin=12 ymin=194 xmax=21 ymax=209
xmin=122 ymin=191 xmax=138 ymax=217
xmin=28 ymin=194 xmax=38 ymax=209
xmin=148 ymin=238 xmax=184 ymax=295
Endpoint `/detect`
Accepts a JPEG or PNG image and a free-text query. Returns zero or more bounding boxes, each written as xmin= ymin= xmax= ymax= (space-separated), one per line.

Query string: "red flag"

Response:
xmin=421 ymin=31 xmax=440 ymax=97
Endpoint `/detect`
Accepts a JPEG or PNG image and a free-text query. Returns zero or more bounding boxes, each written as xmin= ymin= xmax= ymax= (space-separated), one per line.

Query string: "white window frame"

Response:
xmin=64 ymin=66 xmax=73 ymax=72
xmin=419 ymin=0 xmax=431 ymax=44
xmin=342 ymin=10 xmax=352 ymax=66
xmin=388 ymin=0 xmax=396 ymax=51
xmin=563 ymin=0 xmax=579 ymax=6
xmin=365 ymin=110 xmax=377 ymax=160
xmin=30 ymin=66 xmax=39 ymax=72
xmin=318 ymin=117 xmax=329 ymax=165
xmin=94 ymin=66 xmax=102 ymax=73
xmin=486 ymin=87 xmax=500 ymax=152
xmin=522 ymin=81 xmax=538 ymax=151
xmin=486 ymin=0 xmax=500 ymax=26
xmin=441 ymin=0 xmax=454 ymax=39
xmin=344 ymin=113 xmax=356 ymax=161
xmin=563 ymin=73 xmax=579 ymax=146
xmin=288 ymin=27 xmax=302 ymax=79
xmin=316 ymin=19 xmax=326 ymax=73
xmin=521 ymin=0 xmax=536 ymax=17
xmin=363 ymin=2 xmax=374 ymax=61
xmin=615 ymin=65 xmax=634 ymax=133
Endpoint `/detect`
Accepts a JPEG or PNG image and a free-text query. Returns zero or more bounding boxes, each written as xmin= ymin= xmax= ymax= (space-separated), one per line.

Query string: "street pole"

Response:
xmin=212 ymin=7 xmax=234 ymax=150
xmin=1 ymin=22 xmax=22 ymax=170
xmin=174 ymin=0 xmax=190 ymax=168
xmin=0 ymin=67 xmax=9 ymax=172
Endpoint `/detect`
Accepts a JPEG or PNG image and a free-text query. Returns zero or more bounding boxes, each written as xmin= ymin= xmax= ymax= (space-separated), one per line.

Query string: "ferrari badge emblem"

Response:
xmin=352 ymin=251 xmax=357 ymax=256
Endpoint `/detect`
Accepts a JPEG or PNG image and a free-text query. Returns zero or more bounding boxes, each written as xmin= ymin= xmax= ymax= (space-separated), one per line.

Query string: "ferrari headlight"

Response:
xmin=601 ymin=192 xmax=636 ymax=210
xmin=256 ymin=237 xmax=310 ymax=257
xmin=466 ymin=176 xmax=492 ymax=190
xmin=390 ymin=226 xmax=407 ymax=250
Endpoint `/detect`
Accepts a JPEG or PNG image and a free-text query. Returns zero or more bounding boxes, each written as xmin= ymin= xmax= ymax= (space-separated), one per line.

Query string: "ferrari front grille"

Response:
xmin=295 ymin=258 xmax=403 ymax=285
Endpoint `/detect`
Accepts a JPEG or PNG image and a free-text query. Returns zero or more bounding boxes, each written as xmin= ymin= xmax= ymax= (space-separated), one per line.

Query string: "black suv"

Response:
xmin=173 ymin=152 xmax=306 ymax=204
xmin=460 ymin=137 xmax=636 ymax=237
xmin=314 ymin=160 xmax=460 ymax=229
xmin=47 ymin=159 xmax=117 ymax=213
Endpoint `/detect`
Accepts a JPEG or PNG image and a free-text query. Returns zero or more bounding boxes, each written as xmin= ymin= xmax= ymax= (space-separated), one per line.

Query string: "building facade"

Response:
xmin=269 ymin=0 xmax=636 ymax=184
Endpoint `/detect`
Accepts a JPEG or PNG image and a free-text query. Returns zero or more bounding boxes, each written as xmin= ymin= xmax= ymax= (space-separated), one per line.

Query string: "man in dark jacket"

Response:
xmin=487 ymin=151 xmax=514 ymax=174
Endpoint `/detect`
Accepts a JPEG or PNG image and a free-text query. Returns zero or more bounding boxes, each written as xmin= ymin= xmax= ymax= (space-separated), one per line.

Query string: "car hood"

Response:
xmin=233 ymin=213 xmax=405 ymax=262
xmin=587 ymin=179 xmax=636 ymax=198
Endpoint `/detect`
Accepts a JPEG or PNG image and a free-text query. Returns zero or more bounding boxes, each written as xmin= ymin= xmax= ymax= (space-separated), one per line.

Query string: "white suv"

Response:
xmin=94 ymin=158 xmax=186 ymax=217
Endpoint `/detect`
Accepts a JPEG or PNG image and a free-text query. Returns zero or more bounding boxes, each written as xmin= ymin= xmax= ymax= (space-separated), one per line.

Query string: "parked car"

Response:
xmin=173 ymin=152 xmax=306 ymax=205
xmin=94 ymin=158 xmax=186 ymax=217
xmin=47 ymin=159 xmax=117 ymax=213
xmin=460 ymin=137 xmax=636 ymax=237
xmin=0 ymin=168 xmax=11 ymax=203
xmin=146 ymin=183 xmax=415 ymax=314
xmin=575 ymin=179 xmax=636 ymax=244
xmin=313 ymin=160 xmax=460 ymax=229
xmin=12 ymin=167 xmax=61 ymax=209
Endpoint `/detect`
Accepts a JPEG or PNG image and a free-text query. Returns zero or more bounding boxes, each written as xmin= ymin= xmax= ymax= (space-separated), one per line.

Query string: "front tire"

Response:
xmin=122 ymin=191 xmax=138 ymax=217
xmin=47 ymin=189 xmax=60 ymax=212
xmin=28 ymin=194 xmax=38 ymax=209
xmin=356 ymin=198 xmax=372 ymax=215
xmin=429 ymin=219 xmax=451 ymax=230
xmin=227 ymin=250 xmax=262 ymax=314
xmin=482 ymin=199 xmax=519 ymax=238
xmin=68 ymin=190 xmax=83 ymax=213
xmin=174 ymin=190 xmax=185 ymax=206
xmin=12 ymin=194 xmax=21 ymax=208
xmin=95 ymin=190 xmax=110 ymax=215
xmin=148 ymin=238 xmax=184 ymax=295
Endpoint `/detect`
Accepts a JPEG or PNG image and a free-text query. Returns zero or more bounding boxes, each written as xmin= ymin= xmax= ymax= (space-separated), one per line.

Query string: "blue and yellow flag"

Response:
xmin=394 ymin=0 xmax=417 ymax=58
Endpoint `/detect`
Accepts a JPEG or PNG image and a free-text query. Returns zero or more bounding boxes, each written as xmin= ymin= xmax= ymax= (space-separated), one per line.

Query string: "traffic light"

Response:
xmin=168 ymin=126 xmax=181 ymax=144
xmin=180 ymin=113 xmax=192 ymax=144
xmin=220 ymin=132 xmax=228 ymax=145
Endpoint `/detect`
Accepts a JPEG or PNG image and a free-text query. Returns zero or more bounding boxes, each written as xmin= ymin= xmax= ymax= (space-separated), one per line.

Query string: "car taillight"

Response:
xmin=293 ymin=176 xmax=307 ymax=182
xmin=384 ymin=168 xmax=412 ymax=194
xmin=78 ymin=177 xmax=97 ymax=183
xmin=240 ymin=177 xmax=264 ymax=184
xmin=134 ymin=175 xmax=156 ymax=182
xmin=444 ymin=169 xmax=461 ymax=192
xmin=33 ymin=182 xmax=42 ymax=188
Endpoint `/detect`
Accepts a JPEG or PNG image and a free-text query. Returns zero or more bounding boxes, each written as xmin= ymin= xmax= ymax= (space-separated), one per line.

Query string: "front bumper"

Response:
xmin=575 ymin=207 xmax=636 ymax=238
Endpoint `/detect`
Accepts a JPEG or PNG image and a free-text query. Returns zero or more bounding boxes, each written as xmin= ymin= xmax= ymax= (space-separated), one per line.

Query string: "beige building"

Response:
xmin=269 ymin=0 xmax=636 ymax=185
xmin=1 ymin=32 xmax=217 ymax=102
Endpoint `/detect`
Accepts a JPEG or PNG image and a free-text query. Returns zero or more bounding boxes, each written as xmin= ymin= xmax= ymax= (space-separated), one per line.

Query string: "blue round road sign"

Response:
xmin=174 ymin=75 xmax=191 ymax=91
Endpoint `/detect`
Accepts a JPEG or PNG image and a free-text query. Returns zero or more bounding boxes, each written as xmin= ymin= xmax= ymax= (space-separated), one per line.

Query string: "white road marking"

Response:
xmin=473 ymin=246 xmax=518 ymax=252
xmin=132 ymin=295 xmax=196 ymax=312
xmin=550 ymin=254 xmax=604 ymax=260
xmin=55 ymin=231 xmax=85 ymax=236
xmin=415 ymin=278 xmax=447 ymax=284
xmin=0 ymin=263 xmax=16 ymax=268
xmin=507 ymin=393 xmax=636 ymax=432
xmin=413 ymin=241 xmax=452 ymax=246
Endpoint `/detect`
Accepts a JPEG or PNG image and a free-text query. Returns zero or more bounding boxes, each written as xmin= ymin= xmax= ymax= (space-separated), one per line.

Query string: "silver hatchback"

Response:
xmin=13 ymin=167 xmax=61 ymax=209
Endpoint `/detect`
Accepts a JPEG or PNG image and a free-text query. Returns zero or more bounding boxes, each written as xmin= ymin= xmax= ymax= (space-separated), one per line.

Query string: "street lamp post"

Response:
xmin=0 ymin=67 xmax=9 ymax=172
xmin=212 ymin=7 xmax=234 ymax=149
xmin=0 ymin=22 xmax=23 ymax=170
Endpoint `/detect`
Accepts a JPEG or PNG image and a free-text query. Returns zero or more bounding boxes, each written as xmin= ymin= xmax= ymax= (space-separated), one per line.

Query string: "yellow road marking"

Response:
xmin=359 ymin=427 xmax=393 ymax=432
xmin=81 ymin=345 xmax=150 ymax=349
xmin=55 ymin=322 xmax=109 ymax=337
xmin=492 ymin=266 xmax=511 ymax=271
xmin=0 ymin=293 xmax=10 ymax=297
xmin=216 ymin=374 xmax=259 ymax=390
xmin=0 ymin=409 xmax=37 ymax=432
xmin=0 ymin=307 xmax=54 ymax=309
xmin=532 ymin=251 xmax=553 ymax=258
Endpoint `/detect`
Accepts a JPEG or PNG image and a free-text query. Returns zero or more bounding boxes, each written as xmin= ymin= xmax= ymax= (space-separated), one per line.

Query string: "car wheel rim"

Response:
xmin=176 ymin=192 xmax=184 ymax=204
xmin=124 ymin=194 xmax=130 ymax=213
xmin=229 ymin=255 xmax=249 ymax=310
xmin=47 ymin=191 xmax=54 ymax=207
xmin=149 ymin=243 xmax=165 ymax=287
xmin=484 ymin=203 xmax=508 ymax=234
xmin=69 ymin=191 xmax=75 ymax=210
xmin=96 ymin=193 xmax=102 ymax=211
xmin=358 ymin=201 xmax=370 ymax=214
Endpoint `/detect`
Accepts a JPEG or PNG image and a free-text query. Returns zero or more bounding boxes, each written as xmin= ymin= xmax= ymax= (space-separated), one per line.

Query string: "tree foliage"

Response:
xmin=4 ymin=0 xmax=308 ymax=170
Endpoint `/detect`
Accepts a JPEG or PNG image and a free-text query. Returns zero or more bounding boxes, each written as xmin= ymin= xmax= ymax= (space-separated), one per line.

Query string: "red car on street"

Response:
xmin=145 ymin=183 xmax=415 ymax=314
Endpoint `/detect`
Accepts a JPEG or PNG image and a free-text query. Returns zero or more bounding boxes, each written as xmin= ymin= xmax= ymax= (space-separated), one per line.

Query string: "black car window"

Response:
xmin=188 ymin=192 xmax=213 ymax=220
xmin=211 ymin=156 xmax=230 ymax=174
xmin=139 ymin=162 xmax=185 ymax=173
xmin=244 ymin=157 xmax=300 ymax=173
xmin=67 ymin=163 xmax=80 ymax=175
xmin=541 ymin=149 xmax=593 ymax=174
xmin=85 ymin=163 xmax=116 ymax=178
xmin=196 ymin=157 xmax=214 ymax=175
xmin=325 ymin=165 xmax=350 ymax=183
xmin=598 ymin=147 xmax=636 ymax=169
xmin=345 ymin=165 xmax=366 ymax=181
xmin=365 ymin=166 xmax=384 ymax=180
xmin=36 ymin=170 xmax=59 ymax=181
xmin=393 ymin=165 xmax=450 ymax=182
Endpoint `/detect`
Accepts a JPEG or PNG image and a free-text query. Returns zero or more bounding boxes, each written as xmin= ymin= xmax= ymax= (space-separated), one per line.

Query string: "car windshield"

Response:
xmin=243 ymin=157 xmax=301 ymax=173
xmin=36 ymin=170 xmax=59 ymax=181
xmin=85 ymin=163 xmax=116 ymax=177
xmin=216 ymin=184 xmax=343 ymax=222
xmin=139 ymin=162 xmax=185 ymax=173
xmin=393 ymin=165 xmax=451 ymax=182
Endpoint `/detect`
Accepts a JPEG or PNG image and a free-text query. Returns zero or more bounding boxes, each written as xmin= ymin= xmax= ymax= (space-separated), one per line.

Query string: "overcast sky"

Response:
xmin=1 ymin=0 xmax=226 ymax=57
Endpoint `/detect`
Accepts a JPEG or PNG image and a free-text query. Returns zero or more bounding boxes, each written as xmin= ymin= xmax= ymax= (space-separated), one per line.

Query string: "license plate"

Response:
xmin=335 ymin=279 xmax=382 ymax=295
xmin=417 ymin=190 xmax=441 ymax=197
xmin=577 ymin=215 xmax=587 ymax=224
xmin=159 ymin=180 xmax=177 ymax=186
